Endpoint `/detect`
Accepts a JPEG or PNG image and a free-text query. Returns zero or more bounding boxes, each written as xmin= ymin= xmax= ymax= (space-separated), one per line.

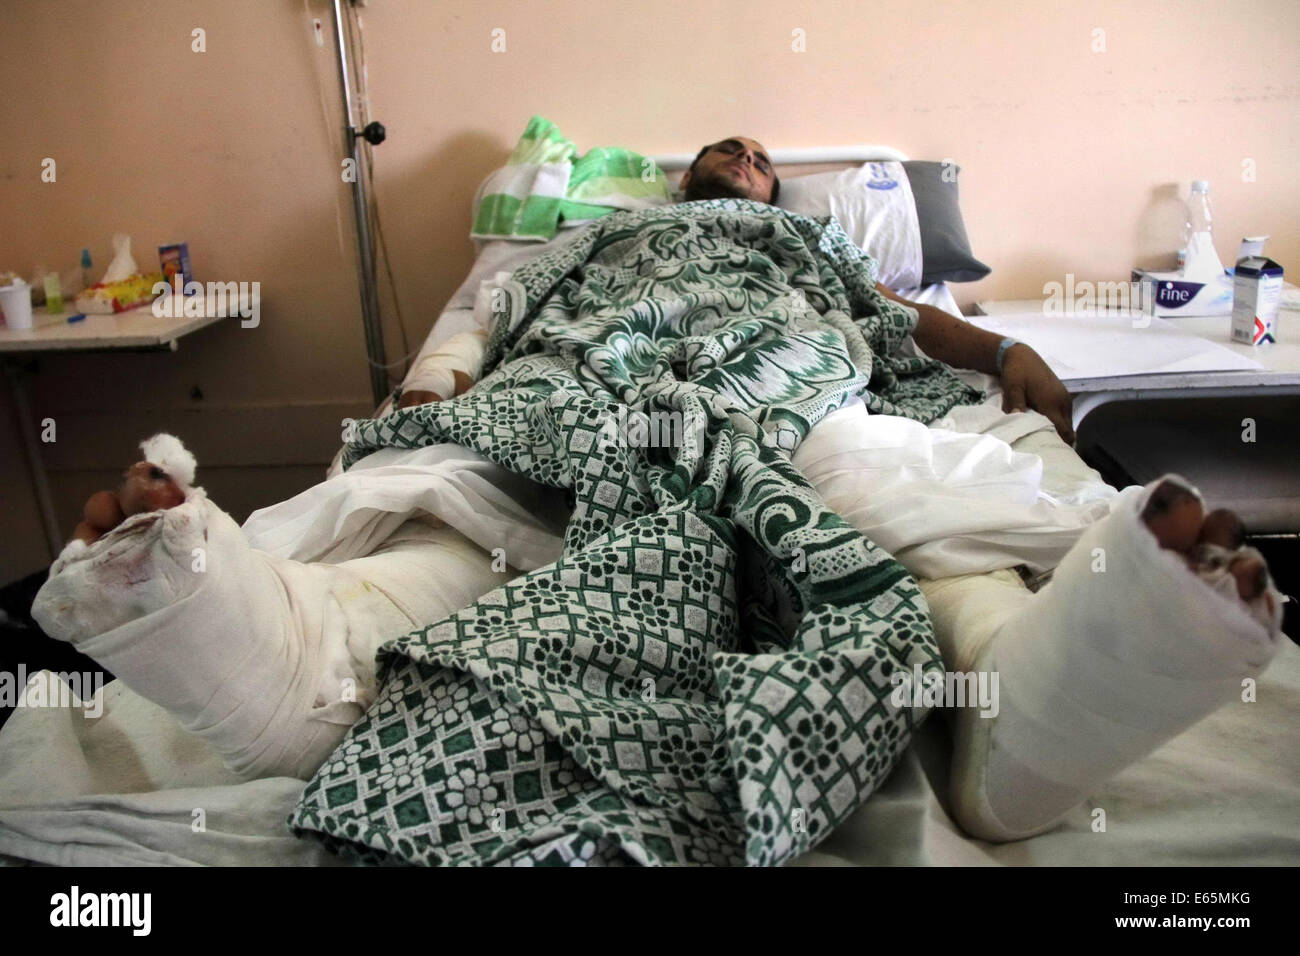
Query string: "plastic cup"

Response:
xmin=0 ymin=280 xmax=34 ymax=330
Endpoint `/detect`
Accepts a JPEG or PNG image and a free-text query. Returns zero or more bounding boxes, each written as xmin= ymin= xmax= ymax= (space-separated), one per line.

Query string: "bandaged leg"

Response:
xmin=937 ymin=475 xmax=1285 ymax=842
xmin=33 ymin=499 xmax=503 ymax=780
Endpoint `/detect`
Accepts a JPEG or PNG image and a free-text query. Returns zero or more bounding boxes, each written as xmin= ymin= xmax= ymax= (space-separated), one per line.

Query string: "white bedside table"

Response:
xmin=971 ymin=298 xmax=1300 ymax=533
xmin=970 ymin=298 xmax=1300 ymax=427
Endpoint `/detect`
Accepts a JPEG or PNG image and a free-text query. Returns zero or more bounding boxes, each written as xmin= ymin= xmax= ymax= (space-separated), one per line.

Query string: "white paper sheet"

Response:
xmin=965 ymin=312 xmax=1261 ymax=380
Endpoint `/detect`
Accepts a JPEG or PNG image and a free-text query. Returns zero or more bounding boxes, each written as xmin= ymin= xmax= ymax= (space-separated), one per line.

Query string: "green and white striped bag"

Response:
xmin=471 ymin=116 xmax=673 ymax=241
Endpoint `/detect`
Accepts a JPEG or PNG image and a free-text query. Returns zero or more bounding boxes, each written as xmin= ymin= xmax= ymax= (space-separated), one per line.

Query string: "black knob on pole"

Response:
xmin=358 ymin=121 xmax=386 ymax=146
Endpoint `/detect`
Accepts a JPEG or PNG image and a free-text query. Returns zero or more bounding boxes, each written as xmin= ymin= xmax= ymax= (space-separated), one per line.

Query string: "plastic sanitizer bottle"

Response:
xmin=1177 ymin=180 xmax=1221 ymax=279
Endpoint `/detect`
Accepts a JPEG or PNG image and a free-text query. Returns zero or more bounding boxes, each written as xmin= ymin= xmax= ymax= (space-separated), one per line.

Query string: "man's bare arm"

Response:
xmin=875 ymin=282 xmax=1004 ymax=374
xmin=874 ymin=282 xmax=1075 ymax=443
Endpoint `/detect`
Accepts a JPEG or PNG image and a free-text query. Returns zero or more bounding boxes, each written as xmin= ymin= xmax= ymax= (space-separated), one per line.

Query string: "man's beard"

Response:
xmin=682 ymin=171 xmax=752 ymax=202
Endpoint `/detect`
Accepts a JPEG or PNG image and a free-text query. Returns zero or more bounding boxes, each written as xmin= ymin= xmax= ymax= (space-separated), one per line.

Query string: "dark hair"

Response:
xmin=689 ymin=143 xmax=781 ymax=205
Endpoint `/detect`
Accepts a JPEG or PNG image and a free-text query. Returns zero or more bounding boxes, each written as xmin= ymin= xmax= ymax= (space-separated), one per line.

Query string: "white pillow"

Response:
xmin=776 ymin=161 xmax=924 ymax=289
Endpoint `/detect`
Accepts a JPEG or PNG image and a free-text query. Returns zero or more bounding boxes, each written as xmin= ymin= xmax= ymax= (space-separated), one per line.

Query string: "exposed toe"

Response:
xmin=1199 ymin=508 xmax=1246 ymax=550
xmin=1230 ymin=555 xmax=1268 ymax=602
xmin=119 ymin=461 xmax=187 ymax=516
xmin=83 ymin=490 xmax=125 ymax=533
xmin=1141 ymin=479 xmax=1204 ymax=553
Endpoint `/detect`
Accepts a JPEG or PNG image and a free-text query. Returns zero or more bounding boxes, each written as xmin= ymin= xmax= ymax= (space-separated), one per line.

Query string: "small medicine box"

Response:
xmin=1231 ymin=255 xmax=1283 ymax=345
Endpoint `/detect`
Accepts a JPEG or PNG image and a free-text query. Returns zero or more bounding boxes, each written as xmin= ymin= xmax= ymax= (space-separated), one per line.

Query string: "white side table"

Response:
xmin=970 ymin=298 xmax=1300 ymax=428
xmin=971 ymin=298 xmax=1300 ymax=532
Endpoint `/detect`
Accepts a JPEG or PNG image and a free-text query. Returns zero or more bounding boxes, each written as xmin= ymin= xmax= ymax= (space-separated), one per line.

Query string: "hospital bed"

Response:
xmin=1 ymin=145 xmax=1296 ymax=867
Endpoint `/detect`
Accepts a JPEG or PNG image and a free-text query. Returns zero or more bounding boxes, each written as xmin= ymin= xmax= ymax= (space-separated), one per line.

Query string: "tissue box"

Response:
xmin=1131 ymin=268 xmax=1234 ymax=317
xmin=1231 ymin=256 xmax=1283 ymax=345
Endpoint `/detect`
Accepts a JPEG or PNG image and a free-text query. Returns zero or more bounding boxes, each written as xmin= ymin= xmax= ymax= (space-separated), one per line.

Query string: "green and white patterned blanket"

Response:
xmin=290 ymin=198 xmax=983 ymax=866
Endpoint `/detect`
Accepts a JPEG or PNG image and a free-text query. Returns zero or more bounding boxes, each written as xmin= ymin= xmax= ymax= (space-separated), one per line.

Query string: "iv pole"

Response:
xmin=330 ymin=0 xmax=390 ymax=406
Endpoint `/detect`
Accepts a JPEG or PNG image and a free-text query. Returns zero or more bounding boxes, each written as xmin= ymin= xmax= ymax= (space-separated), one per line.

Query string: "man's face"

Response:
xmin=680 ymin=137 xmax=776 ymax=204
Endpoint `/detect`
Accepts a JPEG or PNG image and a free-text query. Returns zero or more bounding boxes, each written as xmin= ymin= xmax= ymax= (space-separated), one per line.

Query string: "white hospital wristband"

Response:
xmin=995 ymin=337 xmax=1022 ymax=374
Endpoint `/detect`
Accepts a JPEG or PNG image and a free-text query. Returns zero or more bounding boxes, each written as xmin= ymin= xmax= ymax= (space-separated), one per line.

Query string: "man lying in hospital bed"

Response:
xmin=12 ymin=134 xmax=1288 ymax=864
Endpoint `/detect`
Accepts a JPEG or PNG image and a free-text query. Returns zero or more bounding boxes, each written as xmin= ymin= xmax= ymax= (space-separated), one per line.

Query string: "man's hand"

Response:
xmin=879 ymin=282 xmax=1077 ymax=445
xmin=394 ymin=370 xmax=474 ymax=410
xmin=999 ymin=344 xmax=1075 ymax=444
xmin=395 ymin=389 xmax=445 ymax=409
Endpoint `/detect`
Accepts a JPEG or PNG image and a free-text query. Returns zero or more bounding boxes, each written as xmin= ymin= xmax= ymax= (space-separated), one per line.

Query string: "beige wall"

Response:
xmin=1 ymin=0 xmax=1297 ymax=581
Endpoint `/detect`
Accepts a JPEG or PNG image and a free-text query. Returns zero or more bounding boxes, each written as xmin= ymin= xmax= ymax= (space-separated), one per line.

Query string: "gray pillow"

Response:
xmin=903 ymin=160 xmax=991 ymax=284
